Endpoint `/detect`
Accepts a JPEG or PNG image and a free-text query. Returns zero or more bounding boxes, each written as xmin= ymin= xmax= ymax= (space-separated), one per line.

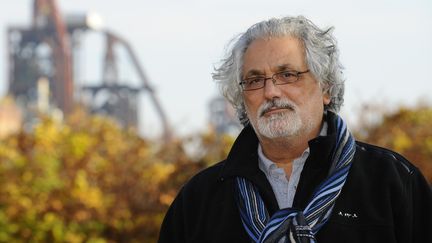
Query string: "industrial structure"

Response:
xmin=6 ymin=0 xmax=171 ymax=140
xmin=208 ymin=96 xmax=241 ymax=135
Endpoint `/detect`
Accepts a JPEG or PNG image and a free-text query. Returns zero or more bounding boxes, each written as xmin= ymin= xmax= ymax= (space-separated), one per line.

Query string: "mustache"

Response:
xmin=258 ymin=99 xmax=296 ymax=117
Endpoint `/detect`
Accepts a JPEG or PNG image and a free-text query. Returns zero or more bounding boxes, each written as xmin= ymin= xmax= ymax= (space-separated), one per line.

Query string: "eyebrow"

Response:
xmin=243 ymin=63 xmax=298 ymax=78
xmin=243 ymin=69 xmax=265 ymax=78
xmin=275 ymin=63 xmax=296 ymax=72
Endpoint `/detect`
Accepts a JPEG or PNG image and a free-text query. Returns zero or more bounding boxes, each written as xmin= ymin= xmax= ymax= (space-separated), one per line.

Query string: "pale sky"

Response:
xmin=1 ymin=0 xmax=431 ymax=137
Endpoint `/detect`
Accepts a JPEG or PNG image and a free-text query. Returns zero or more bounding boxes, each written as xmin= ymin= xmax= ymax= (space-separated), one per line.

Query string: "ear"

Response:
xmin=323 ymin=92 xmax=331 ymax=105
xmin=321 ymin=84 xmax=331 ymax=105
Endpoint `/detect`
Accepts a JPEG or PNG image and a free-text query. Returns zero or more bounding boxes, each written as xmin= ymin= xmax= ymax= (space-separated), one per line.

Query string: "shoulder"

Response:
xmin=187 ymin=160 xmax=226 ymax=184
xmin=352 ymin=141 xmax=425 ymax=189
xmin=355 ymin=141 xmax=416 ymax=174
xmin=167 ymin=160 xmax=232 ymax=222
xmin=179 ymin=160 xmax=227 ymax=197
xmin=159 ymin=160 xmax=230 ymax=242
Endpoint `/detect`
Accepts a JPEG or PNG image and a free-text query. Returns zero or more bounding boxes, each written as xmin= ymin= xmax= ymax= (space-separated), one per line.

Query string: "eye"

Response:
xmin=280 ymin=71 xmax=295 ymax=78
xmin=245 ymin=76 xmax=264 ymax=84
xmin=276 ymin=71 xmax=298 ymax=82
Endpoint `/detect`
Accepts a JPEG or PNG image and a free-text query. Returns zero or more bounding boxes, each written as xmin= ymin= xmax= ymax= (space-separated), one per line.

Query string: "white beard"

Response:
xmin=256 ymin=109 xmax=302 ymax=138
xmin=247 ymin=98 xmax=312 ymax=139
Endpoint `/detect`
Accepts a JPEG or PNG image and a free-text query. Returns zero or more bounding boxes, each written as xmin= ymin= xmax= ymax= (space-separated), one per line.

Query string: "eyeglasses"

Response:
xmin=239 ymin=70 xmax=310 ymax=91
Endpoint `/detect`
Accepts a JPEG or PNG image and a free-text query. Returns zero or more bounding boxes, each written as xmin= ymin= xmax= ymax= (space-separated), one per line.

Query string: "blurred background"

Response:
xmin=0 ymin=0 xmax=431 ymax=242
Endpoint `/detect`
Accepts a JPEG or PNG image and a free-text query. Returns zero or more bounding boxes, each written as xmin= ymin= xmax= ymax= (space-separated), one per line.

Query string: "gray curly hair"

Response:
xmin=212 ymin=16 xmax=345 ymax=126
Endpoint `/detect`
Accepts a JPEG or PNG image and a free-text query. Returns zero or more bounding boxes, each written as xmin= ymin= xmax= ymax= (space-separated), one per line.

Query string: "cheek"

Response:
xmin=243 ymin=94 xmax=261 ymax=113
xmin=296 ymin=88 xmax=326 ymax=111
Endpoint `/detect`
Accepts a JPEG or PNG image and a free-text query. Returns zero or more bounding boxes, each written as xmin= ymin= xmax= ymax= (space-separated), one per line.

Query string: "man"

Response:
xmin=158 ymin=16 xmax=432 ymax=243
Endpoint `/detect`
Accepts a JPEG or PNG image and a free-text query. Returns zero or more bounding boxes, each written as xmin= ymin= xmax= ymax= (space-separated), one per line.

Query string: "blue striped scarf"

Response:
xmin=236 ymin=115 xmax=355 ymax=243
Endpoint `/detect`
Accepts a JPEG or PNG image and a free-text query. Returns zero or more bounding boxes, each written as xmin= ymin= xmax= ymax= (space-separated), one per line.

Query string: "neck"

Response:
xmin=259 ymin=136 xmax=308 ymax=164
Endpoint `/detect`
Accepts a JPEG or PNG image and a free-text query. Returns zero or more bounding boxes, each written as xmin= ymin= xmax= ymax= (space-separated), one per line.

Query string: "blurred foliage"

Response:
xmin=0 ymin=108 xmax=234 ymax=242
xmin=354 ymin=105 xmax=432 ymax=183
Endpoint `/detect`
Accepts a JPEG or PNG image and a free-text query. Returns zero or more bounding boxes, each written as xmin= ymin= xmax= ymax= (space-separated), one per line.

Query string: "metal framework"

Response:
xmin=81 ymin=31 xmax=171 ymax=140
xmin=8 ymin=0 xmax=73 ymax=114
xmin=6 ymin=0 xmax=172 ymax=140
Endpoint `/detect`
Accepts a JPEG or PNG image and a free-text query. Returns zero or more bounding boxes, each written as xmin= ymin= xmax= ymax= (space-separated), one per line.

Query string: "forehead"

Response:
xmin=242 ymin=36 xmax=306 ymax=76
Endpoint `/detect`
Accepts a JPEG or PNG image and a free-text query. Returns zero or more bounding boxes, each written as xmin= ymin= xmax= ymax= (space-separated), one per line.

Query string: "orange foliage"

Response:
xmin=355 ymin=105 xmax=432 ymax=183
xmin=0 ymin=108 xmax=233 ymax=242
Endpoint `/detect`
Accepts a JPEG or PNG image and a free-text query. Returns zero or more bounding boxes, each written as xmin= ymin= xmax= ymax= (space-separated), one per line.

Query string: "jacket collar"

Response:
xmin=219 ymin=123 xmax=260 ymax=179
xmin=293 ymin=112 xmax=338 ymax=208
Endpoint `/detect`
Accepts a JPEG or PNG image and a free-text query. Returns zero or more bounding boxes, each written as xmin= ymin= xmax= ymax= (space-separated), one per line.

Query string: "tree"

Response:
xmin=0 ymin=107 xmax=234 ymax=242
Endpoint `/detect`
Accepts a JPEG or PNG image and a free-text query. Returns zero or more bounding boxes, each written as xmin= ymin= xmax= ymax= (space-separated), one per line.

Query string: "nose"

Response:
xmin=263 ymin=77 xmax=282 ymax=100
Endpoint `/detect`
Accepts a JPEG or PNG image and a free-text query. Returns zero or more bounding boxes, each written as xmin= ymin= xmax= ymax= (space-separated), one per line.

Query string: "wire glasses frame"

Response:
xmin=239 ymin=70 xmax=310 ymax=91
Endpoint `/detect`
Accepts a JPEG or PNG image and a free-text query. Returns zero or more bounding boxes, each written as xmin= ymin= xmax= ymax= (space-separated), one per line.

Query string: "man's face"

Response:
xmin=241 ymin=36 xmax=330 ymax=139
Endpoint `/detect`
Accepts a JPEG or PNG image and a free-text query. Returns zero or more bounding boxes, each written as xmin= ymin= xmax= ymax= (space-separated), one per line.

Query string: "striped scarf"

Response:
xmin=236 ymin=115 xmax=355 ymax=243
